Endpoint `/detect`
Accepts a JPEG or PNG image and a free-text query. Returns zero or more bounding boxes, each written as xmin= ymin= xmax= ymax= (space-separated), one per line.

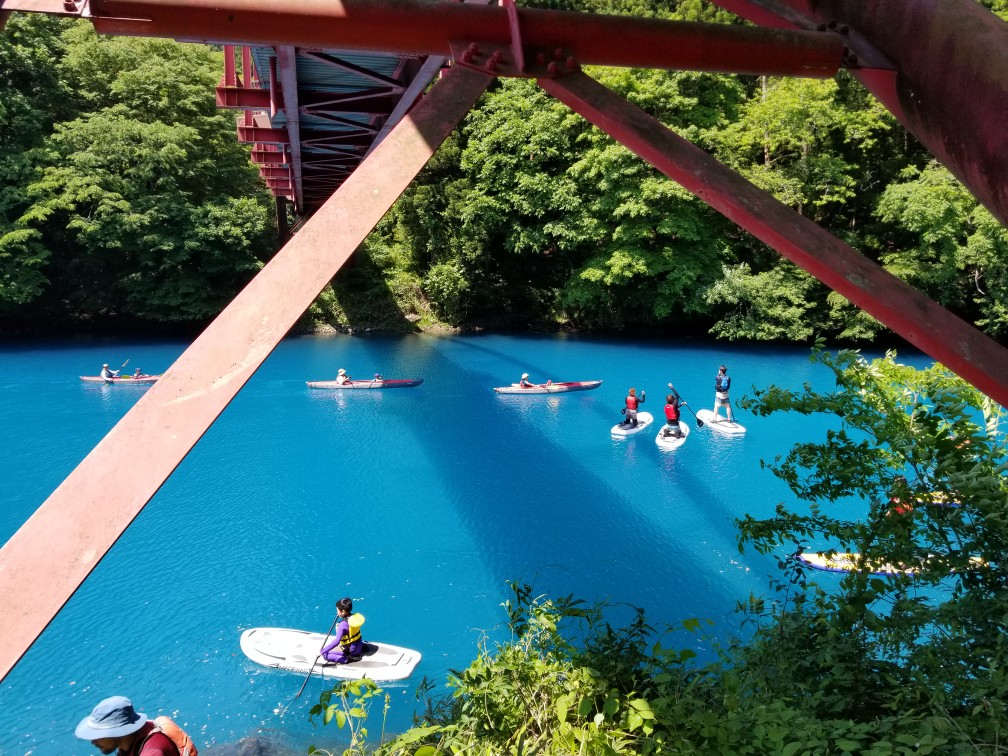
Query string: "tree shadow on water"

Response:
xmin=311 ymin=245 xmax=422 ymax=334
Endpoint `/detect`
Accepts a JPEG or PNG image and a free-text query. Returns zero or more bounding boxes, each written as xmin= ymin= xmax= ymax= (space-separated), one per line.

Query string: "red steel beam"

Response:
xmin=0 ymin=62 xmax=494 ymax=683
xmin=274 ymin=45 xmax=305 ymax=214
xmin=87 ymin=0 xmax=844 ymax=78
xmin=236 ymin=125 xmax=289 ymax=144
xmin=215 ymin=84 xmax=271 ymax=109
xmin=710 ymin=0 xmax=1008 ymax=230
xmin=538 ymin=71 xmax=1008 ymax=408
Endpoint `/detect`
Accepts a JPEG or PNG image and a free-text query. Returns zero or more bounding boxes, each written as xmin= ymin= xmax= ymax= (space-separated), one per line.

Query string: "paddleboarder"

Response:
xmin=712 ymin=365 xmax=734 ymax=423
xmin=321 ymin=597 xmax=365 ymax=664
xmin=662 ymin=385 xmax=686 ymax=438
xmin=621 ymin=387 xmax=645 ymax=427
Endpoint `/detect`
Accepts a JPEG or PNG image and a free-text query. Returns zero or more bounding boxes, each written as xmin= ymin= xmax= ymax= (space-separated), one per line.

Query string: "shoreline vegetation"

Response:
xmin=3 ymin=5 xmax=1008 ymax=351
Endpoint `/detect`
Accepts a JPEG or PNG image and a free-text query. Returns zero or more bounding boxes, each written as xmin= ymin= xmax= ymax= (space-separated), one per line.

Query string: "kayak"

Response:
xmin=80 ymin=375 xmax=160 ymax=384
xmin=797 ymin=551 xmax=986 ymax=576
xmin=655 ymin=421 xmax=690 ymax=450
xmin=306 ymin=378 xmax=423 ymax=389
xmin=696 ymin=409 xmax=746 ymax=436
xmin=494 ymin=380 xmax=602 ymax=394
xmin=611 ymin=411 xmax=654 ymax=437
xmin=239 ymin=627 xmax=421 ymax=682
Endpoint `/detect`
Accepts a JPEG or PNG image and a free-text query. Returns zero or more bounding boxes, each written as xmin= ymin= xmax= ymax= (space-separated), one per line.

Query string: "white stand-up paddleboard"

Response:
xmin=611 ymin=411 xmax=654 ymax=438
xmin=697 ymin=409 xmax=746 ymax=436
xmin=655 ymin=421 xmax=690 ymax=450
xmin=240 ymin=628 xmax=421 ymax=682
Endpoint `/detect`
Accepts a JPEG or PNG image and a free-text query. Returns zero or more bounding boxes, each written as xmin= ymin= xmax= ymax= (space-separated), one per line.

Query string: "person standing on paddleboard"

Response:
xmin=712 ymin=365 xmax=734 ymax=423
xmin=662 ymin=385 xmax=686 ymax=438
xmin=622 ymin=387 xmax=645 ymax=427
xmin=321 ymin=597 xmax=365 ymax=664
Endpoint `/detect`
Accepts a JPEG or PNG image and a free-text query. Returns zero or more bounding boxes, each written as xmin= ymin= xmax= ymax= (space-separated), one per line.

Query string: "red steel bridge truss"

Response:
xmin=0 ymin=0 xmax=1006 ymax=681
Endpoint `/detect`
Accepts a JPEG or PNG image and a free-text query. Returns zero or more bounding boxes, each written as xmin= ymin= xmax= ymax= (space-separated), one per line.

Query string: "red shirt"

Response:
xmin=123 ymin=722 xmax=180 ymax=756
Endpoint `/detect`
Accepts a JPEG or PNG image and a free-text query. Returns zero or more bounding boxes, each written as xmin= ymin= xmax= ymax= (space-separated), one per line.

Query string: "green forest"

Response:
xmin=1 ymin=1 xmax=1007 ymax=341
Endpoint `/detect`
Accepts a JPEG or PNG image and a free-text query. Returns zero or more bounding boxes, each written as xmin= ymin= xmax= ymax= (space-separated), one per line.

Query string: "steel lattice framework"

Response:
xmin=0 ymin=0 xmax=1005 ymax=683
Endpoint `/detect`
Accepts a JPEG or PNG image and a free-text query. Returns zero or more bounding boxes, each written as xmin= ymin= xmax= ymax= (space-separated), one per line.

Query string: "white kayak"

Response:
xmin=611 ymin=411 xmax=654 ymax=437
xmin=655 ymin=421 xmax=690 ymax=450
xmin=697 ymin=409 xmax=747 ymax=436
xmin=240 ymin=627 xmax=421 ymax=682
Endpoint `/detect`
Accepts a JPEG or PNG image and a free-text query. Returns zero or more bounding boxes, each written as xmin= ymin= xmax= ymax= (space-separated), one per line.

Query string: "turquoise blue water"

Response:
xmin=0 ymin=334 xmax=927 ymax=755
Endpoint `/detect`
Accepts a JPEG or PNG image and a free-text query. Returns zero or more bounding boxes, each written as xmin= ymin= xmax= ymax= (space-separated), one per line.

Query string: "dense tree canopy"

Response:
xmin=1 ymin=2 xmax=1006 ymax=342
xmin=0 ymin=18 xmax=274 ymax=328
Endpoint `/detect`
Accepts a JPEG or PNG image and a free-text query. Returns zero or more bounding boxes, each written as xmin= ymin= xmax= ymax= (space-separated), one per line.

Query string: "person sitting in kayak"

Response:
xmin=622 ymin=387 xmax=645 ymax=427
xmin=662 ymin=386 xmax=686 ymax=438
xmin=519 ymin=372 xmax=533 ymax=388
xmin=336 ymin=368 xmax=351 ymax=385
xmin=100 ymin=363 xmax=119 ymax=381
xmin=321 ymin=597 xmax=365 ymax=664
xmin=133 ymin=368 xmax=143 ymax=379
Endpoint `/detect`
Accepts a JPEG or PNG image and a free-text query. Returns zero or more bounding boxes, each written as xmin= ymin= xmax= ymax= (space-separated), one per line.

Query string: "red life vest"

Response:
xmin=625 ymin=395 xmax=639 ymax=410
xmin=665 ymin=403 xmax=680 ymax=422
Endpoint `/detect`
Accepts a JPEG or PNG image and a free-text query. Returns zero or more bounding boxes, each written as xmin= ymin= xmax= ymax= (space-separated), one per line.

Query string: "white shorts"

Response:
xmin=715 ymin=391 xmax=730 ymax=406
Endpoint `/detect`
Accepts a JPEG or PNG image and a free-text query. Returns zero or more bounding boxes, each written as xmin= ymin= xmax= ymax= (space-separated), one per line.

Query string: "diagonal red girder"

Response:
xmin=0 ymin=62 xmax=494 ymax=684
xmin=538 ymin=70 xmax=1008 ymax=409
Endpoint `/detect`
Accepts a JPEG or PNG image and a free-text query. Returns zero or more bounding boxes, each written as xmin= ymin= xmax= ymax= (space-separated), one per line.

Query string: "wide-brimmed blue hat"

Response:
xmin=75 ymin=696 xmax=147 ymax=739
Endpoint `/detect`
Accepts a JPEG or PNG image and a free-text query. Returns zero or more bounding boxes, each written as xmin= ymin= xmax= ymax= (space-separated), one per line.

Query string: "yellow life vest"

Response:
xmin=341 ymin=613 xmax=365 ymax=647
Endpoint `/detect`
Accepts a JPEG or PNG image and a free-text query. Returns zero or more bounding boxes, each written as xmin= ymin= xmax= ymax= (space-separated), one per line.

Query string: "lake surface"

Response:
xmin=0 ymin=333 xmax=928 ymax=754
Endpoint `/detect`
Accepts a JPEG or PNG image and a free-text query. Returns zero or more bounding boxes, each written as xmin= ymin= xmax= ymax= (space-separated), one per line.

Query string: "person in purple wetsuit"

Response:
xmin=320 ymin=597 xmax=365 ymax=664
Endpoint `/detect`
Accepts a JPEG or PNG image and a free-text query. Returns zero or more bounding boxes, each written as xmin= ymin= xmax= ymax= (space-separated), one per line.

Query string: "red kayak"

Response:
xmin=494 ymin=380 xmax=602 ymax=394
xmin=80 ymin=375 xmax=160 ymax=385
xmin=306 ymin=378 xmax=423 ymax=390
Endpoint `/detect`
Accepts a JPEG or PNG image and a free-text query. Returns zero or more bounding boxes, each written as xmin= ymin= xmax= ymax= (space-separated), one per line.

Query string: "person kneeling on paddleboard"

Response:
xmin=662 ymin=386 xmax=686 ymax=438
xmin=321 ymin=597 xmax=365 ymax=664
xmin=622 ymin=387 xmax=645 ymax=427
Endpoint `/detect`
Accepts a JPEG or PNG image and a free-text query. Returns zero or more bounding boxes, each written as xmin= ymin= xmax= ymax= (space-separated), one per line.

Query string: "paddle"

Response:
xmin=279 ymin=612 xmax=340 ymax=717
xmin=668 ymin=383 xmax=704 ymax=428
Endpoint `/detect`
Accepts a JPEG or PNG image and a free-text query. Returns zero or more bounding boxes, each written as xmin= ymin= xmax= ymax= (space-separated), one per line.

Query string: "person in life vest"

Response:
xmin=74 ymin=695 xmax=184 ymax=755
xmin=518 ymin=372 xmax=534 ymax=388
xmin=100 ymin=363 xmax=119 ymax=381
xmin=712 ymin=364 xmax=734 ymax=423
xmin=335 ymin=368 xmax=351 ymax=385
xmin=321 ymin=596 xmax=365 ymax=664
xmin=662 ymin=386 xmax=686 ymax=438
xmin=621 ymin=387 xmax=646 ymax=427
